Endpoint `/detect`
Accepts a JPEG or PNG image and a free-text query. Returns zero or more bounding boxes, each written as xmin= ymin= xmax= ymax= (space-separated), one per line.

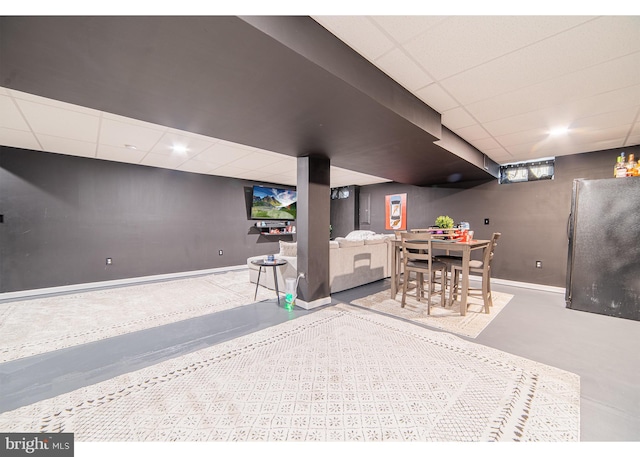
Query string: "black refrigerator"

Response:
xmin=565 ymin=177 xmax=640 ymax=321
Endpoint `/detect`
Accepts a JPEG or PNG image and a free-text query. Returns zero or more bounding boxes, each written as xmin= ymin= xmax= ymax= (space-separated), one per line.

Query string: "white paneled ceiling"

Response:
xmin=1 ymin=15 xmax=639 ymax=186
xmin=0 ymin=87 xmax=390 ymax=188
xmin=315 ymin=15 xmax=640 ymax=164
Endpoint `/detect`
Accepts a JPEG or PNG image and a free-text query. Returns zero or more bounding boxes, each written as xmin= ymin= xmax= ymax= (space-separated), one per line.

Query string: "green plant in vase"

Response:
xmin=434 ymin=215 xmax=454 ymax=229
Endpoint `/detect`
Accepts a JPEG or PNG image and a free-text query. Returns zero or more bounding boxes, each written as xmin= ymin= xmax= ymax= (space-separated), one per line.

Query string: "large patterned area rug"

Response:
xmin=350 ymin=287 xmax=514 ymax=338
xmin=0 ymin=269 xmax=274 ymax=363
xmin=0 ymin=304 xmax=580 ymax=442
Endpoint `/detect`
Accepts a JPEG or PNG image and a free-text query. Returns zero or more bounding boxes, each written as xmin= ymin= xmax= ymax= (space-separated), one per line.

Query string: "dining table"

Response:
xmin=389 ymin=237 xmax=491 ymax=316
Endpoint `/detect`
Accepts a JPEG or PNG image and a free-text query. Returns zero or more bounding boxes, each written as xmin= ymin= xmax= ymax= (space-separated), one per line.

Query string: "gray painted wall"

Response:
xmin=358 ymin=146 xmax=639 ymax=288
xmin=0 ymin=147 xmax=289 ymax=293
xmin=329 ymin=186 xmax=358 ymax=239
xmin=2 ymin=144 xmax=637 ymax=293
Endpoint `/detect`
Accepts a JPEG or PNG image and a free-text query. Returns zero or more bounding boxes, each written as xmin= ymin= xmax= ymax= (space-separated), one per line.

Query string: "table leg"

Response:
xmin=272 ymin=266 xmax=280 ymax=306
xmin=254 ymin=266 xmax=262 ymax=301
xmin=460 ymin=247 xmax=470 ymax=316
xmin=391 ymin=243 xmax=397 ymax=298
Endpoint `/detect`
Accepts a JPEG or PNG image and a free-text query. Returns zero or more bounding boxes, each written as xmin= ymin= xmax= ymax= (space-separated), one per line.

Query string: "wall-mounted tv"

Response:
xmin=251 ymin=185 xmax=297 ymax=220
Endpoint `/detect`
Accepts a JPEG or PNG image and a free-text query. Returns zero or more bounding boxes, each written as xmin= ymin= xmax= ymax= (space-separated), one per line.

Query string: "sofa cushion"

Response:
xmin=279 ymin=241 xmax=297 ymax=257
xmin=364 ymin=235 xmax=387 ymax=245
xmin=345 ymin=230 xmax=376 ymax=241
xmin=337 ymin=238 xmax=365 ymax=248
xmin=329 ymin=240 xmax=340 ymax=249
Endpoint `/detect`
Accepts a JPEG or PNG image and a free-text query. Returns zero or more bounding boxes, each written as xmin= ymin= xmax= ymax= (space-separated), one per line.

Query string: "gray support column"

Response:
xmin=295 ymin=156 xmax=332 ymax=309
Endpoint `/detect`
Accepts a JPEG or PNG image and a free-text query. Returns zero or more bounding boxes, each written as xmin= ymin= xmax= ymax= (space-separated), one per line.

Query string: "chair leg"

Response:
xmin=401 ymin=270 xmax=409 ymax=308
xmin=482 ymin=273 xmax=491 ymax=313
xmin=425 ymin=271 xmax=431 ymax=315
xmin=450 ymin=268 xmax=459 ymax=306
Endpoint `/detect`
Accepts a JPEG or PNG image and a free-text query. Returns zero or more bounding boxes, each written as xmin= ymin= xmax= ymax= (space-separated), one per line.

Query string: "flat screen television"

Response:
xmin=251 ymin=185 xmax=297 ymax=220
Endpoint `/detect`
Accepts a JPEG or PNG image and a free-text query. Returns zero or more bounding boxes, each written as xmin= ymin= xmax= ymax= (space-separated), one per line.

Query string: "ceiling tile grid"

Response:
xmin=0 ymin=87 xmax=388 ymax=188
xmin=315 ymin=15 xmax=640 ymax=164
xmin=2 ymin=15 xmax=639 ymax=185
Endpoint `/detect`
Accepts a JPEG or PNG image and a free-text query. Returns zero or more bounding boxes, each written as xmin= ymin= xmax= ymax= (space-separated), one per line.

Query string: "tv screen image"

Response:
xmin=251 ymin=185 xmax=297 ymax=220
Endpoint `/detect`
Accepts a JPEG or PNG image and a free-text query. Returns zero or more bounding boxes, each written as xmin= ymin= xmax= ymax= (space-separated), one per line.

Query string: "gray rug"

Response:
xmin=0 ymin=304 xmax=580 ymax=441
xmin=0 ymin=269 xmax=274 ymax=362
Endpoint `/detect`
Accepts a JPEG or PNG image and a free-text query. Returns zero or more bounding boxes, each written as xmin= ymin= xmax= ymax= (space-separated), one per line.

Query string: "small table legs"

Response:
xmin=253 ymin=265 xmax=281 ymax=306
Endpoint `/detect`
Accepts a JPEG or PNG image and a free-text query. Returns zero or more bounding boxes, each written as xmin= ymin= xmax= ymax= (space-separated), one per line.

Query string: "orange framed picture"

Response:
xmin=385 ymin=193 xmax=407 ymax=231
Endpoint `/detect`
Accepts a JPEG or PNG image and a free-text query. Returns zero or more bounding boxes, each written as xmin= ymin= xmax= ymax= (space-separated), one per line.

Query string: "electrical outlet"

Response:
xmin=106 ymin=258 xmax=113 ymax=265
xmin=219 ymin=250 xmax=223 ymax=256
xmin=535 ymin=260 xmax=542 ymax=268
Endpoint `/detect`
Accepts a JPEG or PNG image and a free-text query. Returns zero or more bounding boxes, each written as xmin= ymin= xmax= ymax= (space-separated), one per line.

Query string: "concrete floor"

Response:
xmin=1 ymin=277 xmax=638 ymax=441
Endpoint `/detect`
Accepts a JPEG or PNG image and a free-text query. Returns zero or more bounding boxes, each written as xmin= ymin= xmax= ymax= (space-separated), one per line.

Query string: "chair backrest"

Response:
xmin=394 ymin=230 xmax=407 ymax=240
xmin=483 ymin=232 xmax=501 ymax=266
xmin=400 ymin=231 xmax=436 ymax=264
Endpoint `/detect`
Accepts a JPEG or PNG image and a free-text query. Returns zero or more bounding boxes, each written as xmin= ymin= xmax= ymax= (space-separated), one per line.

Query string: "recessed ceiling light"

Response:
xmin=124 ymin=144 xmax=137 ymax=150
xmin=549 ymin=127 xmax=569 ymax=136
xmin=172 ymin=145 xmax=188 ymax=154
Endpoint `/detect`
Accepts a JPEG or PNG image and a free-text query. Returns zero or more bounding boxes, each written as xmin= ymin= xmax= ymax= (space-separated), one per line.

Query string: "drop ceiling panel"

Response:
xmin=0 ymin=95 xmax=30 ymax=130
xmin=36 ymin=135 xmax=96 ymax=158
xmin=369 ymin=16 xmax=448 ymax=45
xmin=140 ymin=152 xmax=189 ymax=169
xmin=209 ymin=164 xmax=257 ymax=177
xmin=482 ymin=150 xmax=514 ymax=164
xmin=469 ymin=136 xmax=502 ymax=151
xmin=415 ymin=84 xmax=459 ymax=113
xmin=313 ymin=16 xmax=394 ymax=60
xmin=440 ymin=107 xmax=477 ymax=130
xmin=3 ymin=16 xmax=637 ymax=178
xmin=176 ymin=160 xmax=215 ymax=174
xmin=97 ymin=144 xmax=147 ymax=164
xmin=0 ymin=126 xmax=42 ymax=150
xmin=463 ymin=57 xmax=640 ymax=127
xmin=375 ymin=49 xmax=433 ymax=91
xmin=254 ymin=159 xmax=297 ymax=176
xmin=194 ymin=142 xmax=254 ymax=165
xmin=402 ymin=16 xmax=594 ymax=82
xmin=494 ymin=128 xmax=551 ymax=148
xmin=16 ymin=100 xmax=100 ymax=143
xmin=440 ymin=47 xmax=638 ymax=112
xmin=149 ymin=132 xmax=214 ymax=158
xmin=99 ymin=118 xmax=165 ymax=150
xmin=227 ymin=151 xmax=288 ymax=169
xmin=571 ymin=107 xmax=639 ymax=132
xmin=455 ymin=124 xmax=492 ymax=142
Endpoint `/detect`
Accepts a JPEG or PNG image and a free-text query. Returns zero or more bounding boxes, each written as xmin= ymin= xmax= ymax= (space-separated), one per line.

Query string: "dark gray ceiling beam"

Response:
xmin=0 ymin=16 xmax=498 ymax=186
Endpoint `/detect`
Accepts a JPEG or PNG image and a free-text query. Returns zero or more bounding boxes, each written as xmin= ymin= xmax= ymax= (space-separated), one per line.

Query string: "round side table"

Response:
xmin=251 ymin=258 xmax=288 ymax=305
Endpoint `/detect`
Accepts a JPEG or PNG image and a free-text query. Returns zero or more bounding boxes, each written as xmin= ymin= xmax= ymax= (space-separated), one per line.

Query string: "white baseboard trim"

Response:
xmin=1 ymin=266 xmax=566 ymax=302
xmin=468 ymin=274 xmax=566 ymax=295
xmin=0 ymin=264 xmax=248 ymax=301
xmin=295 ymin=296 xmax=332 ymax=310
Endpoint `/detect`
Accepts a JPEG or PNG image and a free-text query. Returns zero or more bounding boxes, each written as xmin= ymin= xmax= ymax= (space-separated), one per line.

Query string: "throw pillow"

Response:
xmin=279 ymin=241 xmax=297 ymax=257
xmin=345 ymin=230 xmax=376 ymax=241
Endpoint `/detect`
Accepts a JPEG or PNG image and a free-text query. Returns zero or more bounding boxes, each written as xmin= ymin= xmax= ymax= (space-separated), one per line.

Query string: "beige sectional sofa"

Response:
xmin=247 ymin=230 xmax=393 ymax=293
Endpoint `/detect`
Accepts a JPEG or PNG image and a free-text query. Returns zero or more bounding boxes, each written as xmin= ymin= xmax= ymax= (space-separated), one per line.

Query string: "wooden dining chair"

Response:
xmin=393 ymin=230 xmax=407 ymax=293
xmin=400 ymin=231 xmax=448 ymax=315
xmin=449 ymin=232 xmax=501 ymax=314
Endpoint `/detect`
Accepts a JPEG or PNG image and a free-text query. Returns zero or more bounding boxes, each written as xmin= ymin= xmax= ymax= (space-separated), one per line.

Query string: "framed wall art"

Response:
xmin=385 ymin=193 xmax=407 ymax=231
